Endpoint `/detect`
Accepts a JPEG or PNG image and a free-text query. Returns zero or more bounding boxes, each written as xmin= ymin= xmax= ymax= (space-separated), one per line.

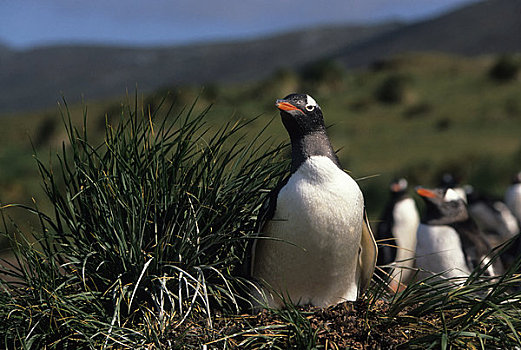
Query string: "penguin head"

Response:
xmin=416 ymin=187 xmax=469 ymax=225
xmin=439 ymin=173 xmax=460 ymax=189
xmin=390 ymin=178 xmax=408 ymax=193
xmin=512 ymin=171 xmax=521 ymax=184
xmin=276 ymin=93 xmax=325 ymax=137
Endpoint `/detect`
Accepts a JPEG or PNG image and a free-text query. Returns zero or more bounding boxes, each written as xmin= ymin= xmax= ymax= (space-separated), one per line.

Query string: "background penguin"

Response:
xmin=503 ymin=172 xmax=521 ymax=269
xmin=415 ymin=187 xmax=503 ymax=282
xmin=505 ymin=172 xmax=521 ymax=224
xmin=465 ymin=185 xmax=519 ymax=248
xmin=250 ymin=93 xmax=377 ymax=309
xmin=376 ymin=178 xmax=419 ymax=290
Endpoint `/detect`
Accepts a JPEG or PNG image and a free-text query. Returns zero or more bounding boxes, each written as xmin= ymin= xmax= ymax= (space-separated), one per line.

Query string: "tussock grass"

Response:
xmin=0 ymin=95 xmax=520 ymax=349
xmin=0 ymin=95 xmax=287 ymax=348
xmin=383 ymin=238 xmax=521 ymax=349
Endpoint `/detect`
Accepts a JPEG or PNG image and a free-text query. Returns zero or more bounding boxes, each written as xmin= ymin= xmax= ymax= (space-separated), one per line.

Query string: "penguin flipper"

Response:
xmin=247 ymin=176 xmax=289 ymax=277
xmin=358 ymin=211 xmax=378 ymax=296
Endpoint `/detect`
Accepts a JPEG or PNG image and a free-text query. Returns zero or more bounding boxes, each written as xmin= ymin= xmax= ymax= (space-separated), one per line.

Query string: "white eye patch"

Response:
xmin=444 ymin=188 xmax=463 ymax=202
xmin=306 ymin=95 xmax=317 ymax=107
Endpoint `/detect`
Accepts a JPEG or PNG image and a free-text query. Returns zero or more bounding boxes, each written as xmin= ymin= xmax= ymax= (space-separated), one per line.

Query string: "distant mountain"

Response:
xmin=0 ymin=43 xmax=14 ymax=60
xmin=333 ymin=0 xmax=521 ymax=67
xmin=1 ymin=0 xmax=520 ymax=114
xmin=0 ymin=23 xmax=400 ymax=114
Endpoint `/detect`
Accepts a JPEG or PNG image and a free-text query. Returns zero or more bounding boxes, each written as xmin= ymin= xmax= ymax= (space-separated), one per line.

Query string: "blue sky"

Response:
xmin=1 ymin=0 xmax=480 ymax=48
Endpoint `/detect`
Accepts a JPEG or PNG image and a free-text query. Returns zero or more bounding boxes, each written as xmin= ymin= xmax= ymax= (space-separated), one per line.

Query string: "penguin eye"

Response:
xmin=305 ymin=104 xmax=315 ymax=112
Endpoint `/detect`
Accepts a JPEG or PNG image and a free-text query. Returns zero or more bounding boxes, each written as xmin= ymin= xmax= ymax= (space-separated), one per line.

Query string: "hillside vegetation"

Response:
xmin=1 ymin=52 xmax=521 ymax=229
xmin=0 ymin=23 xmax=400 ymax=113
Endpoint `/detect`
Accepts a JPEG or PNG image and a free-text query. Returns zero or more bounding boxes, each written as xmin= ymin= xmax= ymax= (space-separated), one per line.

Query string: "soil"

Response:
xmin=309 ymin=299 xmax=408 ymax=349
xmin=173 ymin=298 xmax=414 ymax=349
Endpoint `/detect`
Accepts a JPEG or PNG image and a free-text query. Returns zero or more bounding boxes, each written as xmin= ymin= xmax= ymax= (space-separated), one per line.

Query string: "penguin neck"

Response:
xmin=452 ymin=219 xmax=490 ymax=261
xmin=452 ymin=218 xmax=479 ymax=233
xmin=289 ymin=131 xmax=340 ymax=173
xmin=422 ymin=202 xmax=469 ymax=226
xmin=391 ymin=191 xmax=409 ymax=204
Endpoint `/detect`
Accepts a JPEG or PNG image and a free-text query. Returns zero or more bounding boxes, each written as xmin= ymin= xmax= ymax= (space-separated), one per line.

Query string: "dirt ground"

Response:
xmin=175 ymin=298 xmax=413 ymax=349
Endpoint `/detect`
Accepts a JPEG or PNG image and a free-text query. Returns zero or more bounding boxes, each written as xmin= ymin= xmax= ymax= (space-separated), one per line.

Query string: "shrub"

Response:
xmin=489 ymin=55 xmax=519 ymax=82
xmin=434 ymin=117 xmax=451 ymax=132
xmin=375 ymin=74 xmax=411 ymax=104
xmin=33 ymin=114 xmax=58 ymax=148
xmin=300 ymin=59 xmax=345 ymax=90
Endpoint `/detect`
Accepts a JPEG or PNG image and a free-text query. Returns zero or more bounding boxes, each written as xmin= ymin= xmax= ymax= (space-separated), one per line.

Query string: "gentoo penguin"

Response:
xmin=376 ymin=178 xmax=419 ymax=289
xmin=250 ymin=93 xmax=377 ymax=309
xmin=505 ymin=172 xmax=521 ymax=224
xmin=503 ymin=172 xmax=521 ymax=269
xmin=465 ymin=186 xmax=519 ymax=248
xmin=415 ymin=187 xmax=503 ymax=282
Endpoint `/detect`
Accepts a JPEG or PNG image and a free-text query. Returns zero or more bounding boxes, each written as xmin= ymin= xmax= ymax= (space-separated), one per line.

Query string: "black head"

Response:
xmin=387 ymin=177 xmax=410 ymax=202
xmin=439 ymin=173 xmax=460 ymax=189
xmin=276 ymin=93 xmax=325 ymax=139
xmin=275 ymin=93 xmax=339 ymax=171
xmin=512 ymin=171 xmax=521 ymax=184
xmin=390 ymin=177 xmax=408 ymax=194
xmin=416 ymin=187 xmax=469 ymax=225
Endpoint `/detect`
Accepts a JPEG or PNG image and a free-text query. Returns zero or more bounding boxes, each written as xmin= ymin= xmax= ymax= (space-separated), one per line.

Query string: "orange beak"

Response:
xmin=276 ymin=100 xmax=301 ymax=112
xmin=416 ymin=188 xmax=437 ymax=198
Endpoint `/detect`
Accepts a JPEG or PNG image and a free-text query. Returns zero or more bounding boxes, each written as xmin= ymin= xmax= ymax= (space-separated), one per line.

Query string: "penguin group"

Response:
xmin=247 ymin=93 xmax=521 ymax=310
xmin=377 ymin=174 xmax=519 ymax=285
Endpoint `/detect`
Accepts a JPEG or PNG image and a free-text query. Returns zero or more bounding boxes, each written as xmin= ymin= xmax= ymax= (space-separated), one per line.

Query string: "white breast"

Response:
xmin=253 ymin=156 xmax=364 ymax=308
xmin=415 ymin=223 xmax=471 ymax=281
xmin=388 ymin=198 xmax=419 ymax=283
xmin=392 ymin=198 xmax=420 ymax=261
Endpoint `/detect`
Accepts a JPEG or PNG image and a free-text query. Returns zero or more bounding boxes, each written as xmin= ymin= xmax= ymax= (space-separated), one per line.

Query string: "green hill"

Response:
xmin=1 ymin=52 xmax=520 ymax=230
xmin=0 ymin=23 xmax=400 ymax=114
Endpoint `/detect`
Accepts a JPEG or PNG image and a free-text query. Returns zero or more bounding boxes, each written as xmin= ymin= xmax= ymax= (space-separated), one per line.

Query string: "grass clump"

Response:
xmin=391 ymin=263 xmax=521 ymax=349
xmin=0 ymin=95 xmax=287 ymax=348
